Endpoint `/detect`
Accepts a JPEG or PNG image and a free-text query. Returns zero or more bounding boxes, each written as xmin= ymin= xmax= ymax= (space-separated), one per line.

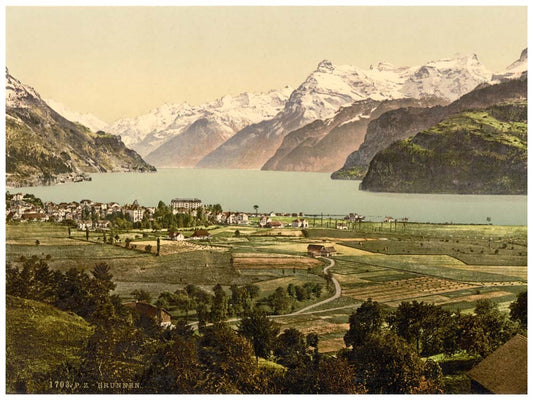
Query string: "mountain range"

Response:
xmin=5 ymin=69 xmax=155 ymax=187
xmin=100 ymin=53 xmax=509 ymax=172
xmin=9 ymin=49 xmax=527 ymax=191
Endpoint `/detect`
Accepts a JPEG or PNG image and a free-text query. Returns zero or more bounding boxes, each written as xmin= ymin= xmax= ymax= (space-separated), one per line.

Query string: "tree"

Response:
xmin=344 ymin=298 xmax=384 ymax=348
xmin=509 ymin=290 xmax=527 ymax=327
xmin=348 ymin=331 xmax=442 ymax=394
xmin=140 ymin=335 xmax=202 ymax=393
xmin=85 ymin=227 xmax=89 ymax=241
xmin=174 ymin=291 xmax=196 ymax=322
xmin=284 ymin=355 xmax=364 ymax=394
xmin=388 ymin=300 xmax=452 ymax=356
xmin=197 ymin=323 xmax=261 ymax=393
xmin=210 ymin=284 xmax=228 ymax=322
xmin=473 ymin=299 xmax=517 ymax=353
xmin=253 ymin=205 xmax=259 ymax=216
xmin=238 ymin=310 xmax=280 ymax=361
xmin=273 ymin=328 xmax=308 ymax=368
xmin=156 ymin=237 xmax=161 ymax=256
xmin=35 ymin=239 xmax=40 ymax=246
xmin=271 ymin=286 xmax=291 ymax=314
xmin=131 ymin=289 xmax=152 ymax=303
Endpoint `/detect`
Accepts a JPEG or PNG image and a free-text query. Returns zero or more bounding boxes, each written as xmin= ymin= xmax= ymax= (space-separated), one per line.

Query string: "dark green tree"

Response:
xmin=173 ymin=291 xmax=196 ymax=322
xmin=131 ymin=289 xmax=152 ymax=303
xmin=273 ymin=328 xmax=308 ymax=368
xmin=140 ymin=335 xmax=202 ymax=393
xmin=197 ymin=323 xmax=261 ymax=393
xmin=344 ymin=298 xmax=384 ymax=348
xmin=210 ymin=284 xmax=228 ymax=322
xmin=509 ymin=290 xmax=527 ymax=327
xmin=284 ymin=355 xmax=364 ymax=394
xmin=348 ymin=331 xmax=442 ymax=394
xmin=238 ymin=310 xmax=280 ymax=361
xmin=271 ymin=286 xmax=291 ymax=314
xmin=388 ymin=300 xmax=452 ymax=355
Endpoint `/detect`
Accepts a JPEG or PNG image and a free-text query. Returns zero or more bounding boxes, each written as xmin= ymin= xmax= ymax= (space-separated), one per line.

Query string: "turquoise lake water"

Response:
xmin=12 ymin=168 xmax=527 ymax=225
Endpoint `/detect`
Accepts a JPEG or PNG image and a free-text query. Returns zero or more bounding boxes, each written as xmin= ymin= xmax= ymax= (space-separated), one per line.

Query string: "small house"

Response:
xmin=291 ymin=219 xmax=309 ymax=228
xmin=190 ymin=229 xmax=211 ymax=239
xmin=123 ymin=301 xmax=172 ymax=328
xmin=307 ymin=244 xmax=337 ymax=257
xmin=21 ymin=212 xmax=48 ymax=222
xmin=467 ymin=334 xmax=527 ymax=394
xmin=167 ymin=231 xmax=185 ymax=241
xmin=268 ymin=220 xmax=284 ymax=228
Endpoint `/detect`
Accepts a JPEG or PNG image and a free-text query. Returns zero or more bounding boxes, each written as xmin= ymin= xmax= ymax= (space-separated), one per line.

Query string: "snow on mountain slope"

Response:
xmin=45 ymin=99 xmax=109 ymax=132
xmin=6 ymin=68 xmax=43 ymax=109
xmin=108 ymin=87 xmax=292 ymax=157
xmin=492 ymin=48 xmax=527 ymax=81
xmin=400 ymin=54 xmax=492 ymax=100
xmin=196 ymin=54 xmax=494 ymax=170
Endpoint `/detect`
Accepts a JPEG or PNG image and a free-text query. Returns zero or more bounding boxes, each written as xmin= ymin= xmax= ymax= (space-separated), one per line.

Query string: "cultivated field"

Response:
xmin=6 ymin=221 xmax=527 ymax=353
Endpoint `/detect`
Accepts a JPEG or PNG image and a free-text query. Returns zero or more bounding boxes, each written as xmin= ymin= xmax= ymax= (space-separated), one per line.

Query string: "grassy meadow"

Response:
xmin=6 ymin=221 xmax=527 ymax=353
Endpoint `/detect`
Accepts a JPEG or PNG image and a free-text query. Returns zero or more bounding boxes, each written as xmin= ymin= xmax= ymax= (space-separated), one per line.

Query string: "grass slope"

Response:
xmin=6 ymin=295 xmax=93 ymax=393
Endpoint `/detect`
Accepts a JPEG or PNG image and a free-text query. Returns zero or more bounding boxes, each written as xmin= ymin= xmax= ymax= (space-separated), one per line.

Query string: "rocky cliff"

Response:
xmin=261 ymin=97 xmax=447 ymax=172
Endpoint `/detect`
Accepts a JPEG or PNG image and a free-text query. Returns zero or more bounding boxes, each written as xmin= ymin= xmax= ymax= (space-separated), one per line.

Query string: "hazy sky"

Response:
xmin=6 ymin=6 xmax=527 ymax=123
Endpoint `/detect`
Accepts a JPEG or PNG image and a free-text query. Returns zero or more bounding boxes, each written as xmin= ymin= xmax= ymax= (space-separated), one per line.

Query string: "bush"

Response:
xmin=145 ymin=244 xmax=152 ymax=253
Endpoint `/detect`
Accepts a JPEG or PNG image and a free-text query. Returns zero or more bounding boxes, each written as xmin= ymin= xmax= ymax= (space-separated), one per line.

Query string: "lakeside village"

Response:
xmin=5 ymin=192 xmax=403 ymax=236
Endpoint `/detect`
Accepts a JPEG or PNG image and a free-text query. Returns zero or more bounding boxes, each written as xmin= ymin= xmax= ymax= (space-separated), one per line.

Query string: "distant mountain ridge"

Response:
xmin=5 ymin=69 xmax=155 ymax=187
xmin=196 ymin=54 xmax=493 ymax=170
xmin=261 ymin=96 xmax=448 ymax=172
xmin=332 ymin=49 xmax=527 ymax=180
xmin=44 ymin=98 xmax=109 ymax=133
xmin=108 ymin=87 xmax=293 ymax=161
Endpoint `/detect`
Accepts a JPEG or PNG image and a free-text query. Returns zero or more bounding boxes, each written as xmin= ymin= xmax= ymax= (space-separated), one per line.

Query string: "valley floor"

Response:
xmin=6 ymin=221 xmax=527 ymax=355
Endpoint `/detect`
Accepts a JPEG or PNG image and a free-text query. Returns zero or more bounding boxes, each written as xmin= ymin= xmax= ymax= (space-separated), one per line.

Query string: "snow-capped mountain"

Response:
xmin=196 ymin=54 xmax=493 ymax=170
xmin=44 ymin=99 xmax=109 ymax=133
xmin=6 ymin=68 xmax=43 ymax=109
xmin=108 ymin=87 xmax=293 ymax=159
xmin=492 ymin=48 xmax=527 ymax=81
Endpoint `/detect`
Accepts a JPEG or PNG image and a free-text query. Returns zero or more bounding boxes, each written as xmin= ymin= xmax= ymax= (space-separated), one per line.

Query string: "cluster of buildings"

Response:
xmin=6 ymin=193 xmax=157 ymax=229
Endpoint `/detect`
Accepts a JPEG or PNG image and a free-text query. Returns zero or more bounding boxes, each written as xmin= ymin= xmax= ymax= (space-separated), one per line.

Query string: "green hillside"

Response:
xmin=361 ymin=101 xmax=527 ymax=194
xmin=6 ymin=70 xmax=155 ymax=187
xmin=6 ymin=295 xmax=94 ymax=393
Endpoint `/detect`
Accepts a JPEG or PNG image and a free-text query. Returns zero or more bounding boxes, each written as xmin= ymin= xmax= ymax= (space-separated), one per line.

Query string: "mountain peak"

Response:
xmin=317 ymin=59 xmax=335 ymax=72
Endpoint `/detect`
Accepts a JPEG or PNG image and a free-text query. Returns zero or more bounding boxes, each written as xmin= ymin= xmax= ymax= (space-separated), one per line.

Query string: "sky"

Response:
xmin=5 ymin=6 xmax=528 ymax=123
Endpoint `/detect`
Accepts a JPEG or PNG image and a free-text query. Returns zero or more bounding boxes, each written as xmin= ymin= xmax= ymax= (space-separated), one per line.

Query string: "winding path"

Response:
xmin=287 ymin=256 xmax=341 ymax=315
xmin=189 ymin=257 xmax=343 ymax=329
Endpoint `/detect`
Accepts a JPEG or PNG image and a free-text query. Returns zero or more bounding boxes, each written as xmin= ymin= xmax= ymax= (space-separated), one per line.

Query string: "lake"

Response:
xmin=12 ymin=168 xmax=527 ymax=225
